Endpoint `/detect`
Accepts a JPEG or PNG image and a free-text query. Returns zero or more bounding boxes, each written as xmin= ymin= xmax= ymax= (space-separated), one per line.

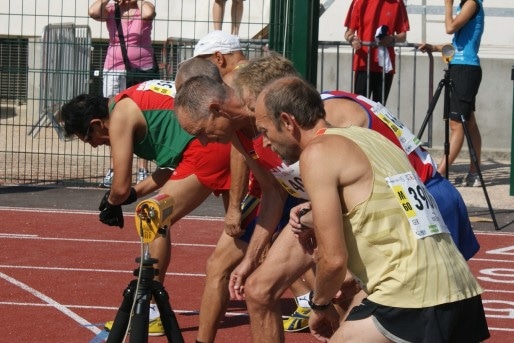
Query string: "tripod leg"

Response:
xmin=129 ymin=280 xmax=153 ymax=343
xmin=442 ymin=79 xmax=452 ymax=179
xmin=152 ymin=280 xmax=185 ymax=343
xmin=417 ymin=79 xmax=445 ymax=140
xmin=446 ymin=80 xmax=500 ymax=230
xmin=106 ymin=280 xmax=136 ymax=343
xmin=459 ymin=113 xmax=500 ymax=230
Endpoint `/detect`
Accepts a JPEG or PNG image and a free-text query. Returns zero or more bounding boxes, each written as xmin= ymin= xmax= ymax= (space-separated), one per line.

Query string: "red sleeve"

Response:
xmin=344 ymin=0 xmax=358 ymax=29
xmin=394 ymin=0 xmax=410 ymax=33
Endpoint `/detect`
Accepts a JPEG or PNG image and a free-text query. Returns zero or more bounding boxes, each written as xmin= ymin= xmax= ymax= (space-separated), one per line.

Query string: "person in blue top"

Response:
xmin=419 ymin=0 xmax=484 ymax=187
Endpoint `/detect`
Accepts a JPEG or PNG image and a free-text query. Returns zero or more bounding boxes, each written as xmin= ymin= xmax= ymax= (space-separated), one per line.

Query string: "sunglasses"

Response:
xmin=84 ymin=125 xmax=93 ymax=143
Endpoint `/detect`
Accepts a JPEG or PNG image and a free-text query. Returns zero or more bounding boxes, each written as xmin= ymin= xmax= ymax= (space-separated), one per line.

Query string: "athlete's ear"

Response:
xmin=89 ymin=118 xmax=105 ymax=132
xmin=212 ymin=51 xmax=226 ymax=67
xmin=279 ymin=112 xmax=296 ymax=132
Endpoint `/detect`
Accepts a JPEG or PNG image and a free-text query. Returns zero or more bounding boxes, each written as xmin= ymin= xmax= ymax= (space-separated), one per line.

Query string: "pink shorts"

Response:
xmin=171 ymin=139 xmax=231 ymax=195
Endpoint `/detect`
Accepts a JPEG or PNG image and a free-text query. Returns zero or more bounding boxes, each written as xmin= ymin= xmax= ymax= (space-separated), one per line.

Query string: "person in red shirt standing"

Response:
xmin=344 ymin=0 xmax=410 ymax=104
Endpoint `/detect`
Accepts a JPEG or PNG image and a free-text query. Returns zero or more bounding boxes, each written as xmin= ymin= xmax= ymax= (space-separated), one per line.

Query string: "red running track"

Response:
xmin=0 ymin=207 xmax=512 ymax=342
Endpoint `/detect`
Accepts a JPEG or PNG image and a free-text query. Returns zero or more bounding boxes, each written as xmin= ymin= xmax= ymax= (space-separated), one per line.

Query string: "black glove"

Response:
xmin=123 ymin=187 xmax=138 ymax=205
xmin=99 ymin=190 xmax=110 ymax=212
xmin=98 ymin=188 xmax=137 ymax=229
xmin=99 ymin=201 xmax=124 ymax=228
xmin=99 ymin=187 xmax=138 ymax=211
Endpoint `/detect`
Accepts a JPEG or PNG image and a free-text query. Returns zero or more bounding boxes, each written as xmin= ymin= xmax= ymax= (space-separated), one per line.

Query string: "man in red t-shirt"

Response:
xmin=344 ymin=0 xmax=410 ymax=104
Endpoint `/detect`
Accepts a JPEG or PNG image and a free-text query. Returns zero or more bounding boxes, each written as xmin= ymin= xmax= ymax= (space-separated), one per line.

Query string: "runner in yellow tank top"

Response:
xmin=251 ymin=76 xmax=489 ymax=342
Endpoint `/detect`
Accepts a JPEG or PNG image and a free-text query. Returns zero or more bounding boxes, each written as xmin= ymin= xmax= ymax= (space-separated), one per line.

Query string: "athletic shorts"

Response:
xmin=354 ymin=71 xmax=394 ymax=105
xmin=102 ymin=70 xmax=126 ymax=98
xmin=426 ymin=172 xmax=480 ymax=260
xmin=346 ymin=296 xmax=490 ymax=342
xmin=238 ymin=195 xmax=303 ymax=244
xmin=171 ymin=139 xmax=231 ymax=195
xmin=449 ymin=64 xmax=482 ymax=121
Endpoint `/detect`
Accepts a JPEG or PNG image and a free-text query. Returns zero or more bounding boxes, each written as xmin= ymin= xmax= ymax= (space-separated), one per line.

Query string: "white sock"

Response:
xmin=149 ymin=304 xmax=160 ymax=320
xmin=296 ymin=292 xmax=311 ymax=309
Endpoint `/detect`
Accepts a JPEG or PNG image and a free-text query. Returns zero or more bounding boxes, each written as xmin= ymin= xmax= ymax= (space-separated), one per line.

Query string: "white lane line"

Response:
xmin=0 ymin=235 xmax=216 ymax=248
xmin=0 ymin=233 xmax=38 ymax=238
xmin=0 ymin=264 xmax=205 ymax=277
xmin=0 ymin=206 xmax=224 ymax=221
xmin=0 ymin=271 xmax=101 ymax=335
xmin=0 ymin=302 xmax=246 ymax=317
xmin=483 ymin=288 xmax=514 ymax=294
xmin=471 ymin=258 xmax=514 ymax=264
xmin=0 ymin=302 xmax=118 ymax=311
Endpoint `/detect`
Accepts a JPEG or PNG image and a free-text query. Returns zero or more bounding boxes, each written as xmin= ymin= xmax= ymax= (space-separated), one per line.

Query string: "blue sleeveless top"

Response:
xmin=451 ymin=0 xmax=484 ymax=66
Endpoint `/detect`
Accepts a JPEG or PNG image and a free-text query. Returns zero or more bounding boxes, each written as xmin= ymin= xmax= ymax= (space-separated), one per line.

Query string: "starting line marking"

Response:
xmin=0 ymin=271 xmax=101 ymax=335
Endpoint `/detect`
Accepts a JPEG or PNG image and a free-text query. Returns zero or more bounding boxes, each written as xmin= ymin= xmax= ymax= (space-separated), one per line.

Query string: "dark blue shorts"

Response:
xmin=239 ymin=194 xmax=303 ymax=243
xmin=426 ymin=172 xmax=480 ymax=260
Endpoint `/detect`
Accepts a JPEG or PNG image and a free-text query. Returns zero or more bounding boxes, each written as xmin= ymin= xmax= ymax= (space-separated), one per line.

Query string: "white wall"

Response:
xmin=0 ymin=1 xmax=269 ymax=41
xmin=2 ymin=1 xmax=513 ymax=53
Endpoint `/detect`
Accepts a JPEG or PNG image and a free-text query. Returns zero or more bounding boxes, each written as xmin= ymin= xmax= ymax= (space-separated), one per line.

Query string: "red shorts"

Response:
xmin=171 ymin=139 xmax=231 ymax=195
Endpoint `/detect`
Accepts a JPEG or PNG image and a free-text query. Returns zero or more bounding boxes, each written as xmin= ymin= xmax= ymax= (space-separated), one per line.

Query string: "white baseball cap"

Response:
xmin=193 ymin=30 xmax=242 ymax=57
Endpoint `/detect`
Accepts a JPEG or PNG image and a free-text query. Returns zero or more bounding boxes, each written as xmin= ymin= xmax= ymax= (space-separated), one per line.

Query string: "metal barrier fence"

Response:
xmin=0 ymin=37 xmax=434 ymax=188
xmin=317 ymin=41 xmax=436 ymax=147
xmin=29 ymin=23 xmax=91 ymax=139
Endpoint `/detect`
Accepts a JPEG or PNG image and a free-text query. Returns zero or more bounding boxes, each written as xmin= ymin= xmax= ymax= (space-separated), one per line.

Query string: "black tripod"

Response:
xmin=417 ymin=66 xmax=499 ymax=231
xmin=106 ymin=255 xmax=184 ymax=343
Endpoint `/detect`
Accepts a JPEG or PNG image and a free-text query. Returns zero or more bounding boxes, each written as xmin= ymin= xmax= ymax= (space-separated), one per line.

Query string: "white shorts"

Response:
xmin=102 ymin=69 xmax=127 ymax=98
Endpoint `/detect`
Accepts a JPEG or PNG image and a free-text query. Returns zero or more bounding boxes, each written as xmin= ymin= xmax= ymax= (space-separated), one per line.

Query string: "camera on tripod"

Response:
xmin=135 ymin=193 xmax=174 ymax=243
xmin=417 ymin=43 xmax=499 ymax=230
xmin=106 ymin=193 xmax=184 ymax=343
xmin=441 ymin=44 xmax=455 ymax=64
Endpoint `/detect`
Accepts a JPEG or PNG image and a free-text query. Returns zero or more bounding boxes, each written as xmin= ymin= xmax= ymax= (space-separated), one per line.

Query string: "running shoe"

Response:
xmin=460 ymin=172 xmax=481 ymax=187
xmin=100 ymin=168 xmax=113 ymax=188
xmin=136 ymin=168 xmax=149 ymax=184
xmin=104 ymin=317 xmax=164 ymax=336
xmin=282 ymin=305 xmax=311 ymax=332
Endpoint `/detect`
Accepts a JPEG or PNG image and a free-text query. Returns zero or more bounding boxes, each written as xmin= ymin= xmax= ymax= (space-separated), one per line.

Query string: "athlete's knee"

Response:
xmin=245 ymin=273 xmax=278 ymax=308
xmin=205 ymin=253 xmax=231 ymax=282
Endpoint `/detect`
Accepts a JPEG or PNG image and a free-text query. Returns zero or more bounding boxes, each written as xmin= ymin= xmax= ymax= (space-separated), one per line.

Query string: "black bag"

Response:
xmin=115 ymin=4 xmax=159 ymax=88
xmin=125 ymin=59 xmax=160 ymax=87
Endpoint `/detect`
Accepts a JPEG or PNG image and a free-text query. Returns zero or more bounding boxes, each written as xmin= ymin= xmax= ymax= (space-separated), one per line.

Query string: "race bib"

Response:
xmin=386 ymin=172 xmax=449 ymax=239
xmin=371 ymin=103 xmax=421 ymax=154
xmin=141 ymin=80 xmax=177 ymax=97
xmin=270 ymin=162 xmax=309 ymax=200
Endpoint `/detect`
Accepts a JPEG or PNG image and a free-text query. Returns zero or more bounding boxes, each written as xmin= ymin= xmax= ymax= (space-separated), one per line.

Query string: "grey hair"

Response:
xmin=175 ymin=75 xmax=227 ymax=121
xmin=175 ymin=57 xmax=223 ymax=90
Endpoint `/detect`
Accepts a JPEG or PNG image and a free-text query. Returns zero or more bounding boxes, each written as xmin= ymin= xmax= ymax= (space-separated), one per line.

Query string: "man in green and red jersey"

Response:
xmin=60 ymin=79 xmax=231 ymax=335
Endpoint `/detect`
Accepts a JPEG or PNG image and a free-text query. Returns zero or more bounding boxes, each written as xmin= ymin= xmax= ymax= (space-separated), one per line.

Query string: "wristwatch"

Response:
xmin=308 ymin=290 xmax=332 ymax=311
